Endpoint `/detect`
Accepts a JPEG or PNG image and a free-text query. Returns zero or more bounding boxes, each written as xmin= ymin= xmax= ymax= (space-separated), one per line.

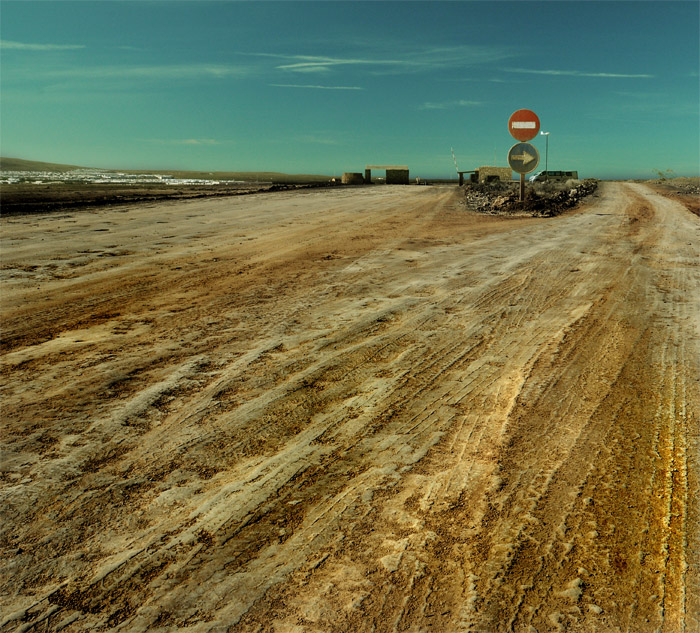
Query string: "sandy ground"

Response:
xmin=1 ymin=183 xmax=698 ymax=633
xmin=645 ymin=178 xmax=700 ymax=218
xmin=0 ymin=182 xmax=283 ymax=216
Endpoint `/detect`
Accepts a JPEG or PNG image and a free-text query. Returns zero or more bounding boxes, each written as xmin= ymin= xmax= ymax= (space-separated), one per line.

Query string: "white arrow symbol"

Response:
xmin=512 ymin=150 xmax=535 ymax=164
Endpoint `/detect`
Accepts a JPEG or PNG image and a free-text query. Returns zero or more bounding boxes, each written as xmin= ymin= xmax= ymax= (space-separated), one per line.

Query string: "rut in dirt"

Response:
xmin=1 ymin=182 xmax=698 ymax=633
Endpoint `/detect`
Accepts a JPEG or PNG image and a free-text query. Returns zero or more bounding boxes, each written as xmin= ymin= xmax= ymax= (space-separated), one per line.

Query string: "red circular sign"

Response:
xmin=508 ymin=109 xmax=540 ymax=141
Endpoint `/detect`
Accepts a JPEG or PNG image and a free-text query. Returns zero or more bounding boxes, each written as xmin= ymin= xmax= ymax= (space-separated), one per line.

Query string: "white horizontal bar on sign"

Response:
xmin=511 ymin=122 xmax=536 ymax=128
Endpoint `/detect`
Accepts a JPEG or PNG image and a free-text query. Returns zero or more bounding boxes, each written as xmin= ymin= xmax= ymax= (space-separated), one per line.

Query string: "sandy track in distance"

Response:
xmin=1 ymin=183 xmax=698 ymax=632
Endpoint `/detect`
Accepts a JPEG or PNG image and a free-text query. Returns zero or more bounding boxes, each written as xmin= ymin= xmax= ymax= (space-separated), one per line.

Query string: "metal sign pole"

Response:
xmin=520 ymin=173 xmax=525 ymax=202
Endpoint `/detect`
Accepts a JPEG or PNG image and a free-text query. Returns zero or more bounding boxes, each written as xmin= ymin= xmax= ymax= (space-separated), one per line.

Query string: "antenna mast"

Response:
xmin=451 ymin=147 xmax=468 ymax=186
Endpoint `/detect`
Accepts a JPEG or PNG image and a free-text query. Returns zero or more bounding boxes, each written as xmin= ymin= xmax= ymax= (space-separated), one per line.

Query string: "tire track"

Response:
xmin=230 ymin=184 xmax=699 ymax=633
xmin=1 ymin=183 xmax=698 ymax=632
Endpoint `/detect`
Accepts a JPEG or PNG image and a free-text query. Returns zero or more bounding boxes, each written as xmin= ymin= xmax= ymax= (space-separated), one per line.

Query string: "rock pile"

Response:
xmin=463 ymin=179 xmax=599 ymax=217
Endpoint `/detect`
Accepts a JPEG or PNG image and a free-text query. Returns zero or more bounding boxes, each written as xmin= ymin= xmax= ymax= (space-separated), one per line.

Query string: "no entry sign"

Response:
xmin=508 ymin=109 xmax=540 ymax=142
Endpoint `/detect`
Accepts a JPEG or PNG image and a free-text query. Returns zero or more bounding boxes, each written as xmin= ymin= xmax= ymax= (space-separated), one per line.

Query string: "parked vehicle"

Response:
xmin=529 ymin=170 xmax=579 ymax=182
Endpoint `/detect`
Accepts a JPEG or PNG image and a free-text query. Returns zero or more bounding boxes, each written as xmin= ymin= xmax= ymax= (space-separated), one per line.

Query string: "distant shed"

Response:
xmin=342 ymin=172 xmax=365 ymax=185
xmin=385 ymin=169 xmax=410 ymax=185
xmin=475 ymin=166 xmax=513 ymax=183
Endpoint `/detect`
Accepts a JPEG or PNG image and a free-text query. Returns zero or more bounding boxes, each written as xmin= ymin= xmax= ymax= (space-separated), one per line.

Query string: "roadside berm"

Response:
xmin=463 ymin=178 xmax=599 ymax=216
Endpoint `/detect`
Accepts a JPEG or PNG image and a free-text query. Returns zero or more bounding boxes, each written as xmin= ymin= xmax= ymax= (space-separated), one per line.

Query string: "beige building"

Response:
xmin=473 ymin=166 xmax=513 ymax=183
xmin=341 ymin=172 xmax=364 ymax=185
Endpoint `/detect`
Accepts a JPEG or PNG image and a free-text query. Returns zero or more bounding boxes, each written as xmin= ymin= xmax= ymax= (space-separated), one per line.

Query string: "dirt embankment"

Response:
xmin=644 ymin=177 xmax=700 ymax=217
xmin=1 ymin=183 xmax=698 ymax=632
xmin=0 ymin=182 xmax=327 ymax=216
xmin=463 ymin=179 xmax=599 ymax=216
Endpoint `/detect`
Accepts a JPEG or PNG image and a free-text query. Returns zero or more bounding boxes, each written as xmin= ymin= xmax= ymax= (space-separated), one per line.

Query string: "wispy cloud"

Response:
xmin=270 ymin=83 xmax=363 ymax=90
xmin=1 ymin=39 xmax=85 ymax=51
xmin=420 ymin=99 xmax=482 ymax=110
xmin=504 ymin=67 xmax=654 ymax=78
xmin=295 ymin=134 xmax=340 ymax=145
xmin=275 ymin=55 xmax=388 ymax=73
xmin=280 ymin=65 xmax=332 ymax=75
xmin=247 ymin=45 xmax=512 ymax=76
xmin=49 ymin=64 xmax=247 ymax=80
xmin=611 ymin=91 xmax=698 ymax=116
xmin=174 ymin=139 xmax=221 ymax=146
xmin=143 ymin=138 xmax=223 ymax=146
xmin=613 ymin=90 xmax=661 ymax=99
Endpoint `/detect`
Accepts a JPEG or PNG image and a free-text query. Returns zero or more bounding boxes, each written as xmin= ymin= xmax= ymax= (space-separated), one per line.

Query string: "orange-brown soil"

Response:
xmin=1 ymin=182 xmax=698 ymax=632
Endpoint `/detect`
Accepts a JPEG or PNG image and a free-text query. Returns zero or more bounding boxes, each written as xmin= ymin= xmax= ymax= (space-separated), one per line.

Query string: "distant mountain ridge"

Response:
xmin=0 ymin=157 xmax=87 ymax=172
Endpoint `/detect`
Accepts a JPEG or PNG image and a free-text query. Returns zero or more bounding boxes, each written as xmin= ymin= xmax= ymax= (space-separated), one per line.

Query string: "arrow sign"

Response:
xmin=508 ymin=142 xmax=540 ymax=174
xmin=511 ymin=149 xmax=536 ymax=165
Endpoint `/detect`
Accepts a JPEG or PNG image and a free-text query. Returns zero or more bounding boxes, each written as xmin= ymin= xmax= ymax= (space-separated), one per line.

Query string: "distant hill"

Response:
xmin=0 ymin=157 xmax=87 ymax=172
xmin=134 ymin=169 xmax=332 ymax=184
xmin=0 ymin=157 xmax=331 ymax=184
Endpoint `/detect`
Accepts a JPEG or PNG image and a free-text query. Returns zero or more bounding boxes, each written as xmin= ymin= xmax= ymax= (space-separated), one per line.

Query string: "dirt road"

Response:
xmin=1 ymin=182 xmax=698 ymax=632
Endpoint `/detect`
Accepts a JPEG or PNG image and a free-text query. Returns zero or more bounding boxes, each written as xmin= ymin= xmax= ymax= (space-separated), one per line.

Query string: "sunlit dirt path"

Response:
xmin=1 ymin=182 xmax=698 ymax=632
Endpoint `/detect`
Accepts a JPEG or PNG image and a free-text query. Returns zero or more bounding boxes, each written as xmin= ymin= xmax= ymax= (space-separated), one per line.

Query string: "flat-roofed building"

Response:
xmin=475 ymin=166 xmax=513 ymax=183
xmin=341 ymin=172 xmax=365 ymax=185
xmin=365 ymin=165 xmax=409 ymax=185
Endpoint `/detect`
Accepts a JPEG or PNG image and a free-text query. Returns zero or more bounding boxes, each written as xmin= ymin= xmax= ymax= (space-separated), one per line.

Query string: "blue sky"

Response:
xmin=1 ymin=0 xmax=698 ymax=179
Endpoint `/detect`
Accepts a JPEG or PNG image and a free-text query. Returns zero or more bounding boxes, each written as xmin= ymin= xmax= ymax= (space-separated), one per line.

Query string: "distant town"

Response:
xmin=0 ymin=169 xmax=236 ymax=187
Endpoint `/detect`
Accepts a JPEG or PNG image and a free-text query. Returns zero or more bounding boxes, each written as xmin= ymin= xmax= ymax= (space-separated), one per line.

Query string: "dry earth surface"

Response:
xmin=645 ymin=178 xmax=700 ymax=218
xmin=1 ymin=182 xmax=699 ymax=633
xmin=0 ymin=182 xmax=310 ymax=217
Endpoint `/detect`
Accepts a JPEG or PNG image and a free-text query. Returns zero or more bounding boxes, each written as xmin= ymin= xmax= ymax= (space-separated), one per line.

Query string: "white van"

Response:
xmin=529 ymin=170 xmax=579 ymax=182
